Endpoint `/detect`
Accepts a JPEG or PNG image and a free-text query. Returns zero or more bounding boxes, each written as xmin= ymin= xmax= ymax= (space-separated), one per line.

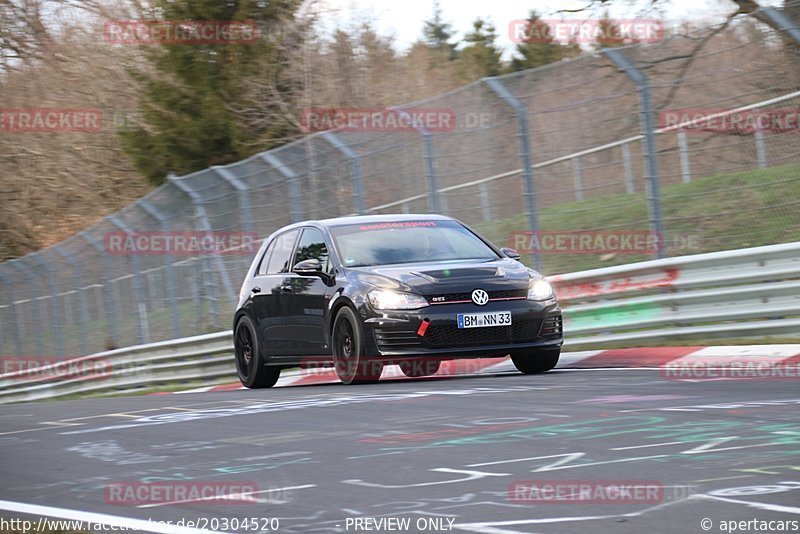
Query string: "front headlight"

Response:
xmin=368 ymin=289 xmax=429 ymax=310
xmin=528 ymin=278 xmax=555 ymax=301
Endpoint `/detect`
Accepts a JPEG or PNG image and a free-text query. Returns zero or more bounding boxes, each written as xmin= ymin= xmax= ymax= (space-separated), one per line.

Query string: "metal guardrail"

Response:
xmin=1 ymin=242 xmax=798 ymax=404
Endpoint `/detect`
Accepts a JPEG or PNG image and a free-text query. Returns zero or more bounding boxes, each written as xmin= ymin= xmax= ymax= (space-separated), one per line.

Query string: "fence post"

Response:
xmin=8 ymin=259 xmax=45 ymax=356
xmin=34 ymin=254 xmax=64 ymax=355
xmin=439 ymin=191 xmax=449 ymax=216
xmin=260 ymin=152 xmax=304 ymax=223
xmin=759 ymin=7 xmax=800 ymax=43
xmin=0 ymin=270 xmax=23 ymax=355
xmin=54 ymin=248 xmax=90 ymax=355
xmin=572 ymin=157 xmax=583 ymax=201
xmin=212 ymin=166 xmax=256 ymax=233
xmin=622 ymin=143 xmax=634 ymax=193
xmin=168 ymin=175 xmax=236 ymax=323
xmin=321 ymin=132 xmax=365 ymax=215
xmin=677 ymin=131 xmax=691 ymax=183
xmin=479 ymin=183 xmax=492 ymax=221
xmin=137 ymin=200 xmax=181 ymax=339
xmin=604 ymin=48 xmax=666 ymax=259
xmin=391 ymin=107 xmax=441 ymax=213
xmin=80 ymin=231 xmax=118 ymax=347
xmin=109 ymin=215 xmax=148 ymax=345
xmin=483 ymin=76 xmax=542 ymax=271
xmin=754 ymin=130 xmax=767 ymax=169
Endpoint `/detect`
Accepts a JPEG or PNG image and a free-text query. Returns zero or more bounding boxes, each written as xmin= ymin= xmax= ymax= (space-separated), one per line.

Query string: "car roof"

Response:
xmin=318 ymin=213 xmax=453 ymax=227
xmin=259 ymin=214 xmax=457 ymax=240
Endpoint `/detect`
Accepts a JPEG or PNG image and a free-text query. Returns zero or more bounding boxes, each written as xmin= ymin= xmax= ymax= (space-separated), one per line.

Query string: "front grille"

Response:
xmin=427 ymin=289 xmax=527 ymax=304
xmin=512 ymin=318 xmax=545 ymax=341
xmin=426 ymin=318 xmax=543 ymax=347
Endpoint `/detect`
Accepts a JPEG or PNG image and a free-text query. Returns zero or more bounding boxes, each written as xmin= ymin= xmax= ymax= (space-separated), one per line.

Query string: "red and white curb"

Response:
xmin=155 ymin=345 xmax=800 ymax=395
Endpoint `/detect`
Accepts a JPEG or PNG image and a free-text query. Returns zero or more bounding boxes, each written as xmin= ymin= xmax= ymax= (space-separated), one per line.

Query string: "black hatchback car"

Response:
xmin=233 ymin=215 xmax=562 ymax=387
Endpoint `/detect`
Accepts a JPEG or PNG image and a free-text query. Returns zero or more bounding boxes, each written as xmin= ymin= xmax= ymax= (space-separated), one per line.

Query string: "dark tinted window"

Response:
xmin=256 ymin=239 xmax=276 ymax=276
xmin=265 ymin=230 xmax=299 ymax=274
xmin=294 ymin=228 xmax=330 ymax=272
xmin=329 ymin=220 xmax=498 ymax=267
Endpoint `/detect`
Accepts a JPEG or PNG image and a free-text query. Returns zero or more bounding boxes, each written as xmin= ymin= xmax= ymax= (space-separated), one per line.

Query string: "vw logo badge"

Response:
xmin=471 ymin=289 xmax=489 ymax=306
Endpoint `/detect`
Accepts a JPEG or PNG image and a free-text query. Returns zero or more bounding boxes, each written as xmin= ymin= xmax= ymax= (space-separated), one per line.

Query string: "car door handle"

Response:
xmin=251 ymin=286 xmax=261 ymax=293
xmin=280 ymin=284 xmax=293 ymax=292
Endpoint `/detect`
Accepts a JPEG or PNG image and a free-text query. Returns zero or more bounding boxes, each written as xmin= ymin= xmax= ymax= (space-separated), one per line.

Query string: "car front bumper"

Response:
xmin=362 ymin=299 xmax=563 ymax=361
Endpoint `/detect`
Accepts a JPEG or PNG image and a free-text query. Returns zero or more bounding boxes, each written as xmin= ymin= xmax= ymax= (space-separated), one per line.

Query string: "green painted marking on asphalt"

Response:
xmin=566 ymin=301 xmax=665 ymax=330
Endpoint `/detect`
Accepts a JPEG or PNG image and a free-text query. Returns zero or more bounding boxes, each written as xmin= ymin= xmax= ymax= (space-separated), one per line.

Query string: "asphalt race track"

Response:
xmin=1 ymin=367 xmax=799 ymax=534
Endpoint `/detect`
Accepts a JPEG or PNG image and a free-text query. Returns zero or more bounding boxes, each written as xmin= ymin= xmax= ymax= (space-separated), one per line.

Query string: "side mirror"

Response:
xmin=500 ymin=247 xmax=521 ymax=261
xmin=293 ymin=258 xmax=323 ymax=275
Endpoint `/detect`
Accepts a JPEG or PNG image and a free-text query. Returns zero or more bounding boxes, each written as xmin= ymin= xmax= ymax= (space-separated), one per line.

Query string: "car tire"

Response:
xmin=511 ymin=349 xmax=560 ymax=375
xmin=234 ymin=316 xmax=281 ymax=388
xmin=332 ymin=306 xmax=383 ymax=385
xmin=399 ymin=359 xmax=441 ymax=377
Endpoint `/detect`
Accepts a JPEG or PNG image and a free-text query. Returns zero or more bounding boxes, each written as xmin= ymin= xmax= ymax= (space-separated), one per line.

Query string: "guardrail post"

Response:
xmin=572 ymin=157 xmax=583 ymax=201
xmin=260 ymin=153 xmax=304 ymax=223
xmin=483 ymin=76 xmax=542 ymax=270
xmin=622 ymin=143 xmax=634 ymax=193
xmin=9 ymin=259 xmax=45 ymax=355
xmin=137 ymin=200 xmax=182 ymax=339
xmin=54 ymin=248 xmax=90 ymax=355
xmin=603 ymin=48 xmax=666 ymax=259
xmin=80 ymin=232 xmax=118 ymax=346
xmin=321 ymin=132 xmax=365 ymax=215
xmin=109 ymin=215 xmax=149 ymax=345
xmin=0 ymin=270 xmax=23 ymax=355
xmin=677 ymin=131 xmax=691 ymax=183
xmin=169 ymin=175 xmax=236 ymax=324
xmin=391 ymin=107 xmax=441 ymax=213
xmin=212 ymin=166 xmax=256 ymax=232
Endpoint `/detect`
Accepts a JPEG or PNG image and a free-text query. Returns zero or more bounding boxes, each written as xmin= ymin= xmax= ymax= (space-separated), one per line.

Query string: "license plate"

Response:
xmin=457 ymin=311 xmax=512 ymax=329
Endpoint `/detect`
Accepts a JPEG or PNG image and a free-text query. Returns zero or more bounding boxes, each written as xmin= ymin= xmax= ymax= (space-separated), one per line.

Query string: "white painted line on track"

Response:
xmin=0 ymin=499 xmax=230 ymax=534
xmin=697 ymin=494 xmax=800 ymax=514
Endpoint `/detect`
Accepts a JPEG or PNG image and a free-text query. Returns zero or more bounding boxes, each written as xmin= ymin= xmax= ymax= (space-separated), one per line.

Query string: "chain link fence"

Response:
xmin=2 ymin=8 xmax=799 ymax=357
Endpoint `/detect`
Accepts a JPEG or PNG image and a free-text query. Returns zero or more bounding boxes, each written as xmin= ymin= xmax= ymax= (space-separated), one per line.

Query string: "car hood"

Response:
xmin=349 ymin=258 xmax=535 ymax=294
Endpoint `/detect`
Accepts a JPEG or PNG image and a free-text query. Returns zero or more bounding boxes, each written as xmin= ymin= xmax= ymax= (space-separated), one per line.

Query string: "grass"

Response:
xmin=474 ymin=164 xmax=800 ymax=274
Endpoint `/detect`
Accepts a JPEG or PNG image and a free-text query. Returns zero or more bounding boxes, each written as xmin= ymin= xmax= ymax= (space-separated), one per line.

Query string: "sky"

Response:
xmin=316 ymin=0 xmax=782 ymax=58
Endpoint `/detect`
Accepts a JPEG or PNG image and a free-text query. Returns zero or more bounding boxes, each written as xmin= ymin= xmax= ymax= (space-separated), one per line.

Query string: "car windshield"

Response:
xmin=329 ymin=220 xmax=499 ymax=267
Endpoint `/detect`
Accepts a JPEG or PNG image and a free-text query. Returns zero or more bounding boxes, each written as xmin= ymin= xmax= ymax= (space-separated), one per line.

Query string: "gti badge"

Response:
xmin=471 ymin=288 xmax=489 ymax=306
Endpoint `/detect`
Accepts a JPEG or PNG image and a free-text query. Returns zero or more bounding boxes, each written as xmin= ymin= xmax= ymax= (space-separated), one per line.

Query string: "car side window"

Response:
xmin=256 ymin=240 xmax=276 ymax=276
xmin=294 ymin=228 xmax=331 ymax=273
xmin=265 ymin=229 xmax=300 ymax=274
